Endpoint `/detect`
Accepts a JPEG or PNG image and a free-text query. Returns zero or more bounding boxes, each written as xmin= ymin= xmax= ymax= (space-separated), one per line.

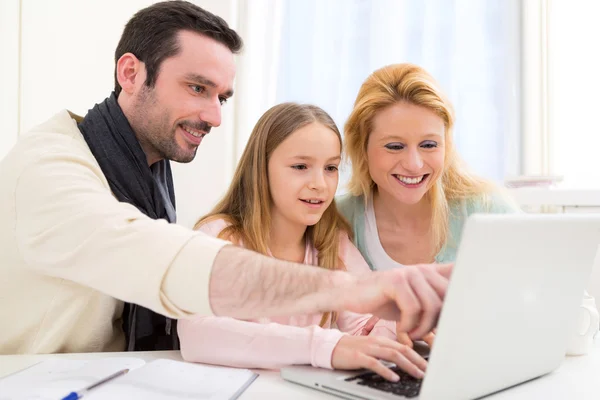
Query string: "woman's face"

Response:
xmin=366 ymin=102 xmax=446 ymax=205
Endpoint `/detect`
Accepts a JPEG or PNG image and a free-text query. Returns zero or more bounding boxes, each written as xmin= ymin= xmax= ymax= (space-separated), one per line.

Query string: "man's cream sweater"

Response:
xmin=0 ymin=110 xmax=227 ymax=354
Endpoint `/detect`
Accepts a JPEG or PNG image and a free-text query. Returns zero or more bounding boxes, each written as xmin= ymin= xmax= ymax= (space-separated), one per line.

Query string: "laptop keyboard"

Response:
xmin=344 ymin=366 xmax=423 ymax=398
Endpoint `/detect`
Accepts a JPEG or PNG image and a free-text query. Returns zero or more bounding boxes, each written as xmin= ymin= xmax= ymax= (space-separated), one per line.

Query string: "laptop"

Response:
xmin=281 ymin=213 xmax=600 ymax=399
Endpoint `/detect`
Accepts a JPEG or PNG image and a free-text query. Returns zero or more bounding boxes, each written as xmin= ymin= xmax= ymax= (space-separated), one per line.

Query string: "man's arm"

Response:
xmin=206 ymin=245 xmax=353 ymax=317
xmin=197 ymin=245 xmax=452 ymax=337
xmin=14 ymin=143 xmax=224 ymax=318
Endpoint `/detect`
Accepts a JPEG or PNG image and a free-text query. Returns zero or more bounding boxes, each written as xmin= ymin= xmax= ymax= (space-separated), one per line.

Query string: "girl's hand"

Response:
xmin=331 ymin=335 xmax=427 ymax=381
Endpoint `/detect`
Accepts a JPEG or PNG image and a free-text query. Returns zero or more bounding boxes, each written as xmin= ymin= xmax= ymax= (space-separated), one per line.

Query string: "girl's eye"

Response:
xmin=384 ymin=143 xmax=404 ymax=150
xmin=326 ymin=165 xmax=339 ymax=172
xmin=292 ymin=164 xmax=307 ymax=170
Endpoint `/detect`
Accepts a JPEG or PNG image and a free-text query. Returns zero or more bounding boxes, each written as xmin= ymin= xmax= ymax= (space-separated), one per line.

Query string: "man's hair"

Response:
xmin=114 ymin=0 xmax=243 ymax=95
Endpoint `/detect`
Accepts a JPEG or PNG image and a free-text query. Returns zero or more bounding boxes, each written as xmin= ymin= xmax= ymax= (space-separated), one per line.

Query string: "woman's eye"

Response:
xmin=421 ymin=141 xmax=438 ymax=149
xmin=384 ymin=143 xmax=404 ymax=150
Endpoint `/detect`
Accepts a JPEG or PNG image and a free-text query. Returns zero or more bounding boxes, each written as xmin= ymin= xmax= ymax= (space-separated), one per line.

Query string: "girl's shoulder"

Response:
xmin=195 ymin=217 xmax=232 ymax=238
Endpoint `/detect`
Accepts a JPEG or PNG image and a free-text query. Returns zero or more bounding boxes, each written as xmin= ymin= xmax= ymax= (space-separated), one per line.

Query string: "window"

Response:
xmin=273 ymin=0 xmax=522 ymax=188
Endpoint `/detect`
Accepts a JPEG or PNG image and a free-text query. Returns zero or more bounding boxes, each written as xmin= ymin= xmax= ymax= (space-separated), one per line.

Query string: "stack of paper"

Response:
xmin=0 ymin=357 xmax=258 ymax=400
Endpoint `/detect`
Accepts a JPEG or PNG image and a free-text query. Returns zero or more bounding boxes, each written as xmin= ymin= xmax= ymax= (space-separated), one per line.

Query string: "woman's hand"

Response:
xmin=331 ymin=335 xmax=427 ymax=381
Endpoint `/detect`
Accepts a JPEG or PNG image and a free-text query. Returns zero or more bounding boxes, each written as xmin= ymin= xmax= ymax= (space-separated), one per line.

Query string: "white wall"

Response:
xmin=10 ymin=0 xmax=238 ymax=228
xmin=547 ymin=0 xmax=600 ymax=186
xmin=0 ymin=0 xmax=20 ymax=161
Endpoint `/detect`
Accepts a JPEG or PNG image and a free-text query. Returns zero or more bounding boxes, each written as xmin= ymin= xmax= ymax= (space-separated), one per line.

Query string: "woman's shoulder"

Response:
xmin=452 ymin=187 xmax=521 ymax=216
xmin=335 ymin=192 xmax=365 ymax=219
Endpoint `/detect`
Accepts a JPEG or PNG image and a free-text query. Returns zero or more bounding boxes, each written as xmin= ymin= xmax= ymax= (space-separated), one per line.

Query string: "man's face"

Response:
xmin=128 ymin=31 xmax=236 ymax=164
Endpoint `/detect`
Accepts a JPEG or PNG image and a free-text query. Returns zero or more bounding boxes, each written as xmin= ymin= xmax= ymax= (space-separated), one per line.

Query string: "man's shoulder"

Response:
xmin=0 ymin=110 xmax=104 ymax=187
xmin=23 ymin=110 xmax=86 ymax=144
xmin=6 ymin=110 xmax=92 ymax=163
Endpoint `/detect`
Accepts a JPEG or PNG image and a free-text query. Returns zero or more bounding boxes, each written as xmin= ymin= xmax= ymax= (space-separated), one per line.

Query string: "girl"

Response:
xmin=178 ymin=103 xmax=427 ymax=381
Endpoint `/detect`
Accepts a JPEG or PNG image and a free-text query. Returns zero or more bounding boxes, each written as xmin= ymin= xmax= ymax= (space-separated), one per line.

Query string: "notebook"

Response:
xmin=0 ymin=357 xmax=258 ymax=400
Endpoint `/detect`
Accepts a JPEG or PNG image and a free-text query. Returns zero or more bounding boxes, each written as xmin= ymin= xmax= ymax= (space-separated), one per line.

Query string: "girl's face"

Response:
xmin=366 ymin=102 xmax=446 ymax=206
xmin=268 ymin=122 xmax=341 ymax=230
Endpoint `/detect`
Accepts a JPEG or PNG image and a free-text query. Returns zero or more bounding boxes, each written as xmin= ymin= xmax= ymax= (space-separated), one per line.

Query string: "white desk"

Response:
xmin=1 ymin=342 xmax=599 ymax=399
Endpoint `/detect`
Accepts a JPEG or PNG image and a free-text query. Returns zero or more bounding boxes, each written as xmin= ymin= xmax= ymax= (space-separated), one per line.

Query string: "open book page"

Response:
xmin=87 ymin=359 xmax=259 ymax=400
xmin=0 ymin=357 xmax=145 ymax=400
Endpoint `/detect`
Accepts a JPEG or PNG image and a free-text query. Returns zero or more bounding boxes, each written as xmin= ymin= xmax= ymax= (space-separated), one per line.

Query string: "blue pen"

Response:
xmin=60 ymin=368 xmax=130 ymax=400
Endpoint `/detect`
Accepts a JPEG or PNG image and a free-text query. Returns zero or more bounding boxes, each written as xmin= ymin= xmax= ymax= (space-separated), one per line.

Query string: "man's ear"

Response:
xmin=116 ymin=53 xmax=145 ymax=94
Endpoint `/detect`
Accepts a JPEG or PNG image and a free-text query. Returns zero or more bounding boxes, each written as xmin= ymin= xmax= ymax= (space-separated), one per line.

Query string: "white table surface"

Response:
xmin=1 ymin=341 xmax=599 ymax=399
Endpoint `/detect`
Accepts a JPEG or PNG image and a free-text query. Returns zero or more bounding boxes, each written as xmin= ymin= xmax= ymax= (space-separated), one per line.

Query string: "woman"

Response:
xmin=338 ymin=63 xmax=523 ymax=345
xmin=338 ymin=63 xmax=519 ymax=270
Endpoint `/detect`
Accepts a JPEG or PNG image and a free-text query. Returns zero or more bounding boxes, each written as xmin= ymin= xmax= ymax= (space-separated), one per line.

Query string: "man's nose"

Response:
xmin=199 ymin=98 xmax=222 ymax=128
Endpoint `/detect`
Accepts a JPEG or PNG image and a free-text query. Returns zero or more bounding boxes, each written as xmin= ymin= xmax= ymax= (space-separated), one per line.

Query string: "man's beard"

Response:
xmin=129 ymin=86 xmax=199 ymax=164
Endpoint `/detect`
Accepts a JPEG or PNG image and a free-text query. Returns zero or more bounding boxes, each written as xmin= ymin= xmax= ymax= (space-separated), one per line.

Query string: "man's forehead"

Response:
xmin=168 ymin=31 xmax=236 ymax=87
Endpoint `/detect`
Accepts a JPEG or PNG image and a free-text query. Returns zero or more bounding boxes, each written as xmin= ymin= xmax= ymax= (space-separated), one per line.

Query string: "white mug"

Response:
xmin=565 ymin=293 xmax=600 ymax=356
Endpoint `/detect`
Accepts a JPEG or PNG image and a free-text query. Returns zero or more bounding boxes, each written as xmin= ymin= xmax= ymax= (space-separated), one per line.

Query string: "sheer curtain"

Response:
xmin=235 ymin=0 xmax=521 ymax=188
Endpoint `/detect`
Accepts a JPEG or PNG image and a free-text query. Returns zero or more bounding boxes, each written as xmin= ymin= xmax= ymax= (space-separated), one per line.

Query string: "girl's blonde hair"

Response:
xmin=196 ymin=102 xmax=351 ymax=326
xmin=344 ymin=63 xmax=492 ymax=255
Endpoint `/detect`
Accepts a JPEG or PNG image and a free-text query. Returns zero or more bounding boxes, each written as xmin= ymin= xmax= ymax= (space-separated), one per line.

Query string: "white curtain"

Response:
xmin=232 ymin=0 xmax=285 ymax=159
xmin=234 ymin=0 xmax=522 ymax=187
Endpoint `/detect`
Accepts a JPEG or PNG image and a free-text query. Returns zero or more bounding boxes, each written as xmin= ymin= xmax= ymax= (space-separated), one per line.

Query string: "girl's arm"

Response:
xmin=182 ymin=219 xmax=345 ymax=369
xmin=178 ymin=316 xmax=344 ymax=369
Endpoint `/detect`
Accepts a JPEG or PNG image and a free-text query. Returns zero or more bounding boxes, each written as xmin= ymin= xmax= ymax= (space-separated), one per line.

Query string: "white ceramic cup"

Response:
xmin=565 ymin=293 xmax=600 ymax=356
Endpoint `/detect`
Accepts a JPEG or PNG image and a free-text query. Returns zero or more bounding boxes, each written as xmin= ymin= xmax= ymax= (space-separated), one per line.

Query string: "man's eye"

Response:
xmin=190 ymin=85 xmax=205 ymax=94
xmin=219 ymin=97 xmax=228 ymax=105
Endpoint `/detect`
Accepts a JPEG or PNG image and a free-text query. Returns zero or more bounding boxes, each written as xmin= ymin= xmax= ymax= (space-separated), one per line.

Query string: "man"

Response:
xmin=0 ymin=1 xmax=451 ymax=355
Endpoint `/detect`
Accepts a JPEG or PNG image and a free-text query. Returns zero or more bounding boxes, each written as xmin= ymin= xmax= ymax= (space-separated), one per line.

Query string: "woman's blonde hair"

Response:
xmin=196 ymin=102 xmax=351 ymax=326
xmin=344 ymin=63 xmax=492 ymax=255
